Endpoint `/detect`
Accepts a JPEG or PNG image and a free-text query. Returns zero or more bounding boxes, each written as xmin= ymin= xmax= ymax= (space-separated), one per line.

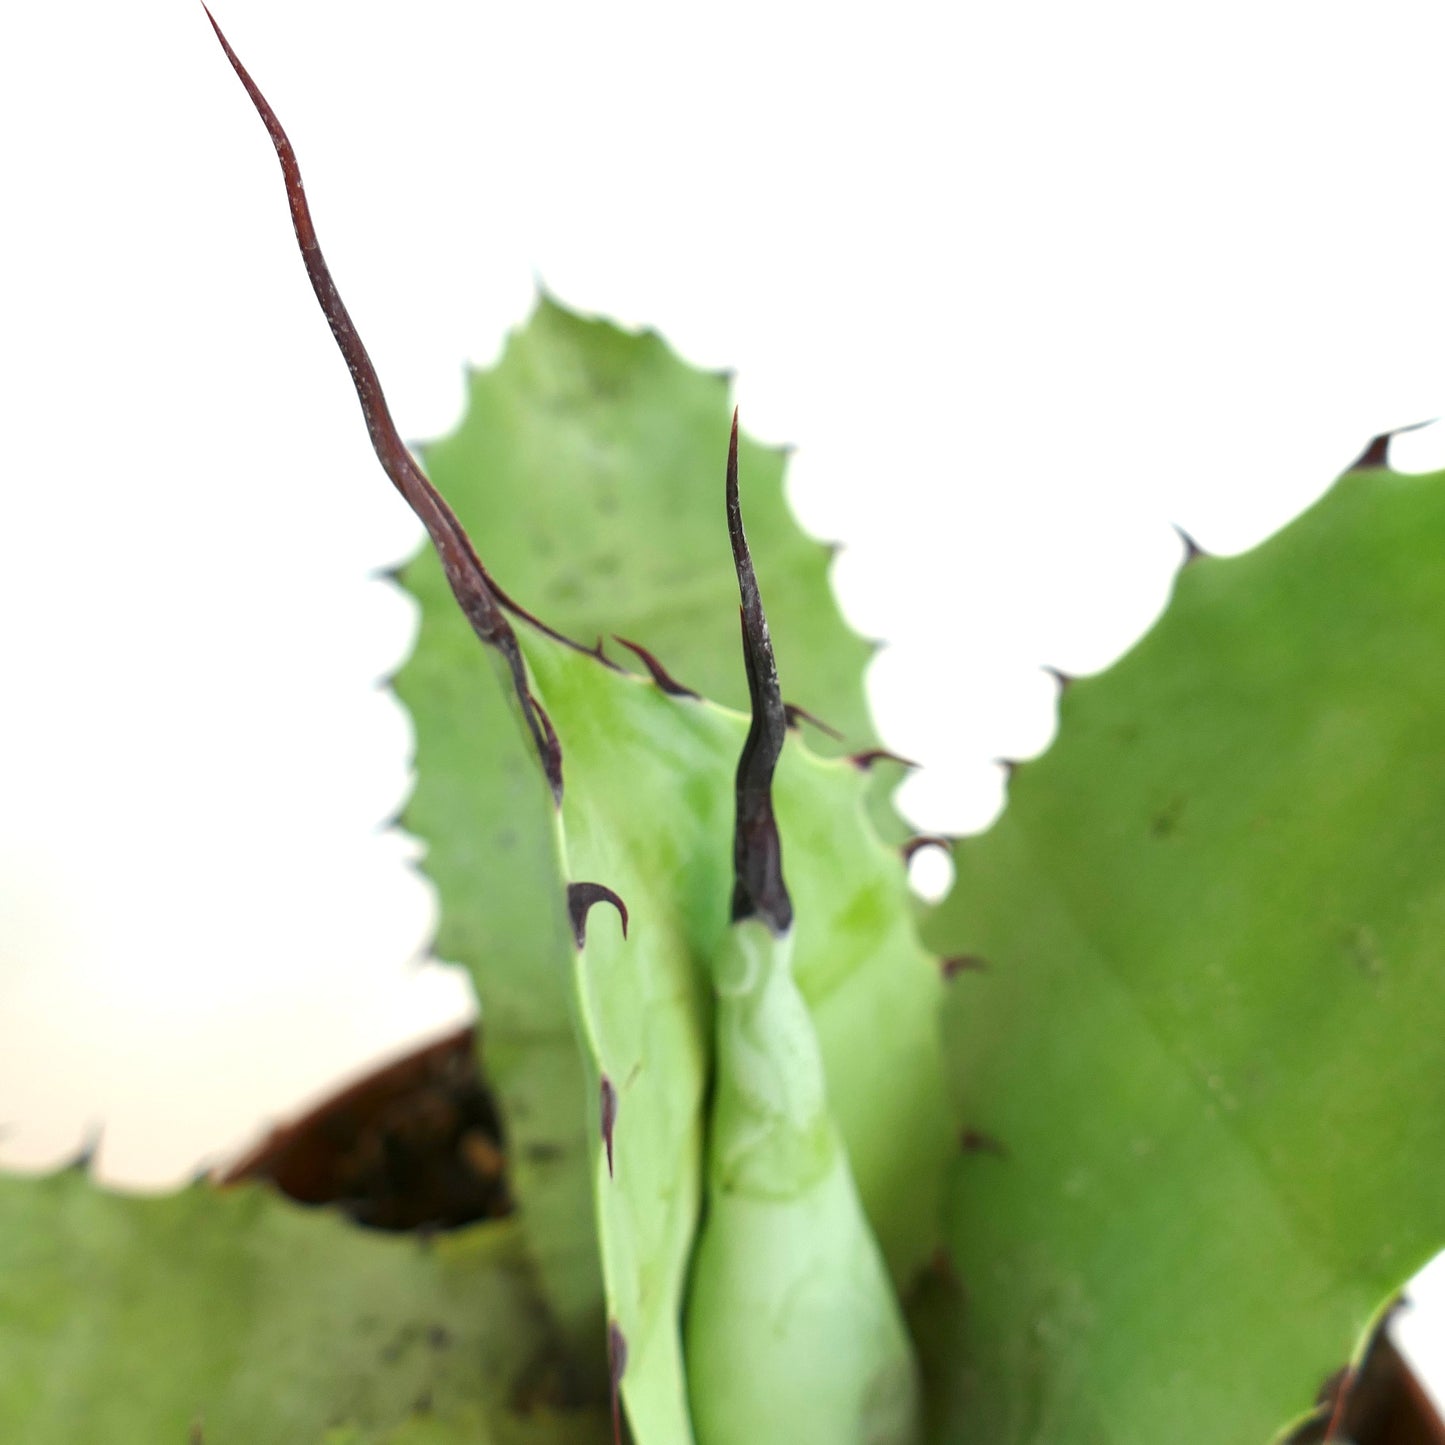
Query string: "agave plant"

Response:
xmin=4 ymin=12 xmax=1445 ymax=1445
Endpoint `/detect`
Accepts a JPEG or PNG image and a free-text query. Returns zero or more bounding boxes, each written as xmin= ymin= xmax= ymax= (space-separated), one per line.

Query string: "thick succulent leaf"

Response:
xmin=419 ymin=296 xmax=878 ymax=753
xmin=0 ymin=1167 xmax=610 ymax=1445
xmin=521 ymin=633 xmax=951 ymax=1444
xmin=204 ymin=14 xmax=606 ymax=1377
xmin=922 ymin=461 xmax=1445 ymax=1444
xmin=395 ymin=596 xmax=603 ymax=1368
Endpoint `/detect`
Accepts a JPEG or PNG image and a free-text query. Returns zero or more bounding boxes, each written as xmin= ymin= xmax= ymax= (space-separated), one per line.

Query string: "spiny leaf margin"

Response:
xmin=922 ymin=456 xmax=1445 ymax=1444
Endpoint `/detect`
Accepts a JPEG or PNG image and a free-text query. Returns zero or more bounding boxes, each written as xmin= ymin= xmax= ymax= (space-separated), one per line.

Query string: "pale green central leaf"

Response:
xmin=520 ymin=633 xmax=951 ymax=1445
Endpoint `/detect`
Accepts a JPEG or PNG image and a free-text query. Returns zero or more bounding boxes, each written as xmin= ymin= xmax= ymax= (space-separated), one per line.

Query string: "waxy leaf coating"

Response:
xmin=924 ymin=458 xmax=1445 ymax=1444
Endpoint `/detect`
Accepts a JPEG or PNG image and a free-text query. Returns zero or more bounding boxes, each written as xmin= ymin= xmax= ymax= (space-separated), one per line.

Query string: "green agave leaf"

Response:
xmin=395 ymin=299 xmax=908 ymax=1359
xmin=396 ymin=452 xmax=948 ymax=1443
xmin=420 ymin=296 xmax=878 ymax=752
xmin=203 ymin=29 xmax=937 ymax=1439
xmin=395 ymin=602 xmax=602 ymax=1368
xmin=519 ymin=630 xmax=951 ymax=1445
xmin=922 ymin=458 xmax=1445 ymax=1444
xmin=0 ymin=1167 xmax=610 ymax=1445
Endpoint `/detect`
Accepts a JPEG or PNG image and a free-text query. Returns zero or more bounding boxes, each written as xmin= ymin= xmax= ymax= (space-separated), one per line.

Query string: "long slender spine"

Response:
xmin=683 ymin=416 xmax=920 ymax=1445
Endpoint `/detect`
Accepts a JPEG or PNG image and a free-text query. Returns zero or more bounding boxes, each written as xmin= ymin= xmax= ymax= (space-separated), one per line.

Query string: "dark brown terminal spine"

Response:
xmin=203 ymin=8 xmax=563 ymax=801
xmin=726 ymin=411 xmax=793 ymax=934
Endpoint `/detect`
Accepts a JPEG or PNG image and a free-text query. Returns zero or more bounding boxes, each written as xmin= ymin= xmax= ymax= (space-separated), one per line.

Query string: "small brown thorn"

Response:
xmin=941 ymin=954 xmax=989 ymax=980
xmin=848 ymin=748 xmax=918 ymax=772
xmin=567 ymin=883 xmax=629 ymax=949
xmin=902 ymin=835 xmax=952 ymax=865
xmin=1043 ymin=665 xmax=1075 ymax=694
xmin=590 ymin=635 xmax=610 ymax=664
xmin=1173 ymin=525 xmax=1207 ymax=566
xmin=928 ymin=1245 xmax=961 ymax=1291
xmin=996 ymin=757 xmax=1022 ymax=782
xmin=370 ymin=562 xmax=408 ymax=586
xmin=960 ymin=1128 xmax=1008 ymax=1159
xmin=783 ymin=703 xmax=843 ymax=739
xmin=68 ymin=1124 xmax=103 ymax=1174
xmin=1344 ymin=419 xmax=1433 ymax=475
xmin=607 ymin=1321 xmax=629 ymax=1445
xmin=613 ymin=637 xmax=700 ymax=699
xmin=488 ymin=574 xmax=621 ymax=669
xmin=1349 ymin=433 xmax=1392 ymax=473
xmin=600 ymin=1077 xmax=618 ymax=1178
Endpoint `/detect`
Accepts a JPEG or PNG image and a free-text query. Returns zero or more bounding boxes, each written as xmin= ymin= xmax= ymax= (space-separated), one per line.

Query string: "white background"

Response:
xmin=3 ymin=0 xmax=1445 ymax=1401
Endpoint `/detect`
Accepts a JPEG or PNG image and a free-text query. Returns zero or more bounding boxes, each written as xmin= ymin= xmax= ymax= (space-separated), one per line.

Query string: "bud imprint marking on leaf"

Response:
xmin=684 ymin=418 xmax=921 ymax=1445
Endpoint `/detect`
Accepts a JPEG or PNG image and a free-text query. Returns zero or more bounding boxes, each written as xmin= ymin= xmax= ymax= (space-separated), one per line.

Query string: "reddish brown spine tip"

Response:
xmin=941 ymin=954 xmax=989 ymax=979
xmin=996 ymin=757 xmax=1022 ymax=781
xmin=607 ymin=1321 xmax=629 ymax=1445
xmin=1043 ymin=665 xmax=1075 ymax=694
xmin=960 ymin=1128 xmax=1008 ymax=1158
xmin=783 ymin=703 xmax=844 ymax=740
xmin=600 ymin=1077 xmax=618 ymax=1178
xmin=613 ymin=637 xmax=701 ymax=699
xmin=902 ymin=834 xmax=952 ymax=865
xmin=567 ymin=883 xmax=629 ymax=949
xmin=1349 ymin=433 xmax=1392 ymax=473
xmin=848 ymin=748 xmax=919 ymax=772
xmin=1173 ymin=525 xmax=1208 ymax=566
